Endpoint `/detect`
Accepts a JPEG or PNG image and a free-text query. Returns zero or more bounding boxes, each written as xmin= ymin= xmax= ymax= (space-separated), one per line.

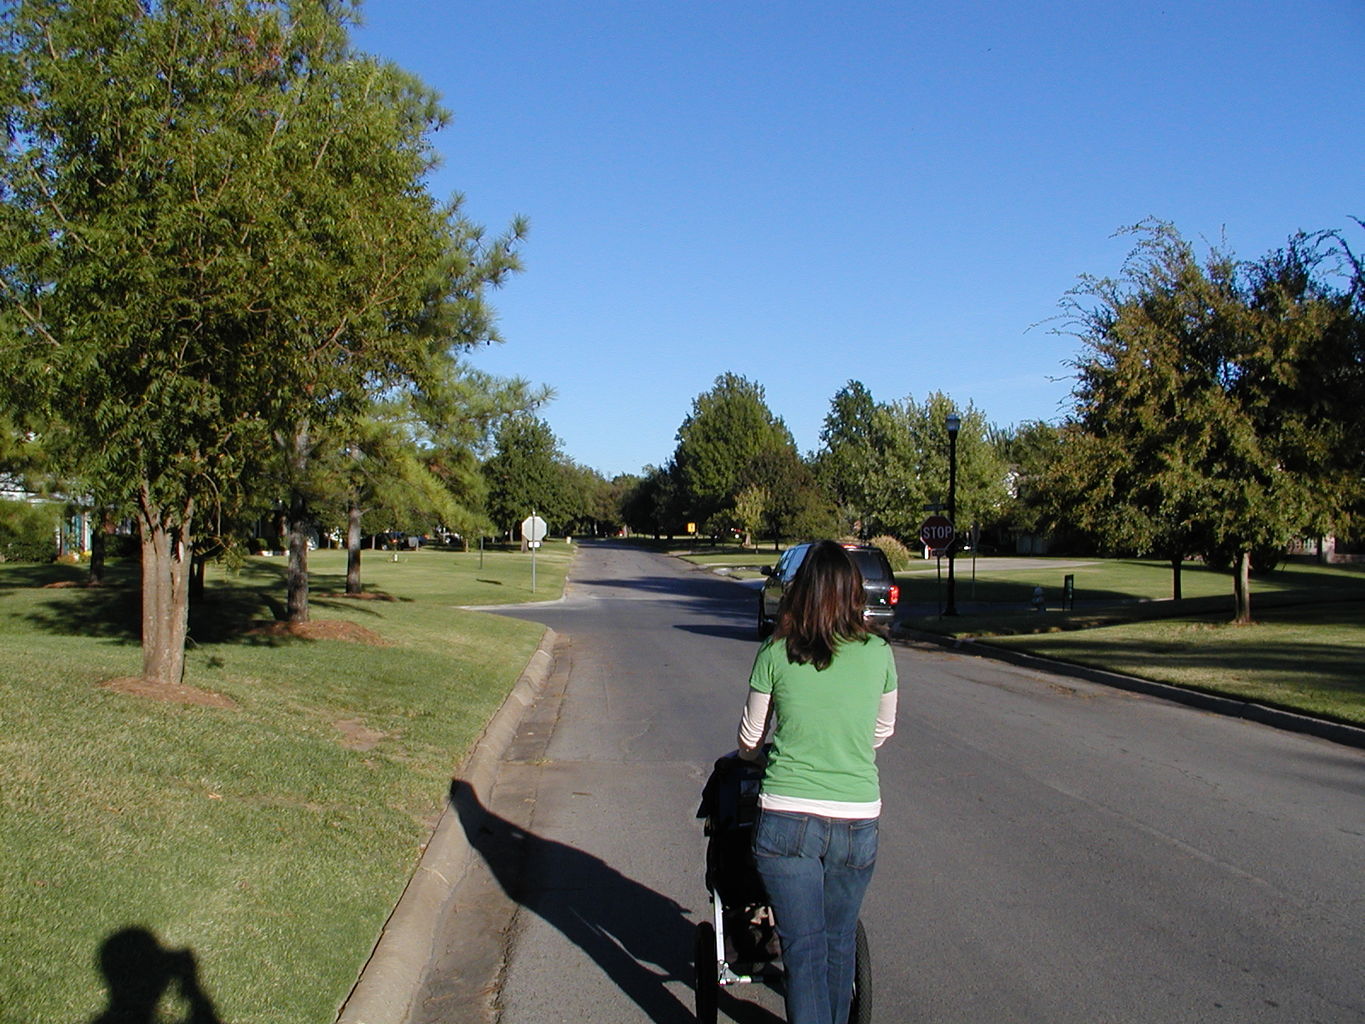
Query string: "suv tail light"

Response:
xmin=888 ymin=585 xmax=899 ymax=606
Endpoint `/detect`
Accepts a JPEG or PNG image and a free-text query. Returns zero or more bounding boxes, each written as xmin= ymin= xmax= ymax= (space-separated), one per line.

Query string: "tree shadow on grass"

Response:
xmin=88 ymin=927 xmax=222 ymax=1024
xmin=450 ymin=780 xmax=782 ymax=1024
xmin=18 ymin=581 xmax=279 ymax=646
xmin=1008 ymin=633 xmax=1365 ymax=708
xmin=20 ymin=582 xmax=142 ymax=643
xmin=18 ymin=566 xmax=405 ymax=647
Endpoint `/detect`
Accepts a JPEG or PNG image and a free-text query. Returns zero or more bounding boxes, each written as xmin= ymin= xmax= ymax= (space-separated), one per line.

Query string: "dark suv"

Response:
xmin=756 ymin=542 xmax=899 ymax=638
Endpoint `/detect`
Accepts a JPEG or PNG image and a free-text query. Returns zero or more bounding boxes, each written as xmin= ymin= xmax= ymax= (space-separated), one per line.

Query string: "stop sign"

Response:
xmin=919 ymin=514 xmax=955 ymax=552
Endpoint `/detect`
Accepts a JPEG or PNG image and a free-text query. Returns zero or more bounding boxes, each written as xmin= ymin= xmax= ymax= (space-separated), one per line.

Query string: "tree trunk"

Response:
xmin=346 ymin=502 xmax=363 ymax=595
xmin=285 ymin=425 xmax=311 ymax=623
xmin=1169 ymin=552 xmax=1183 ymax=601
xmin=286 ymin=490 xmax=310 ymax=623
xmin=87 ymin=512 xmax=108 ymax=587
xmin=138 ymin=485 xmax=192 ymax=685
xmin=1232 ymin=549 xmax=1253 ymax=624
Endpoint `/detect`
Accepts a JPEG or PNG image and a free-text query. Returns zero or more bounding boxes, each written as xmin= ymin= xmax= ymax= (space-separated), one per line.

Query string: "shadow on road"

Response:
xmin=450 ymin=780 xmax=782 ymax=1024
xmin=674 ymin=622 xmax=758 ymax=643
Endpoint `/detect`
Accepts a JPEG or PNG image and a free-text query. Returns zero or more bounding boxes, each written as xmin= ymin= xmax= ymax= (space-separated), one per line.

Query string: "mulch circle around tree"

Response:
xmin=98 ymin=621 xmax=387 ymax=707
xmin=100 ymin=677 xmax=238 ymax=709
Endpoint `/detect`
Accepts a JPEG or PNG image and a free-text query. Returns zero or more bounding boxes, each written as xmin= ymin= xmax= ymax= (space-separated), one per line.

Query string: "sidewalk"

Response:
xmin=336 ymin=628 xmax=563 ymax=1024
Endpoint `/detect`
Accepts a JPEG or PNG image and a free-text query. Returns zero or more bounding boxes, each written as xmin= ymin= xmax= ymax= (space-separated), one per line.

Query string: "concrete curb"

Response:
xmin=335 ymin=627 xmax=559 ymax=1024
xmin=896 ymin=626 xmax=1365 ymax=751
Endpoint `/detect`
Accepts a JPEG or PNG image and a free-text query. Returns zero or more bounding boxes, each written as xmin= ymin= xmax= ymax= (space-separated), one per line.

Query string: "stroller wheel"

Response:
xmin=849 ymin=918 xmax=872 ymax=1024
xmin=693 ymin=921 xmax=719 ymax=1024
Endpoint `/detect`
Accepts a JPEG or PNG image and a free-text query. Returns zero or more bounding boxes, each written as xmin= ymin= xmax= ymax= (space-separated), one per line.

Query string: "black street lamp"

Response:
xmin=945 ymin=412 xmax=960 ymax=616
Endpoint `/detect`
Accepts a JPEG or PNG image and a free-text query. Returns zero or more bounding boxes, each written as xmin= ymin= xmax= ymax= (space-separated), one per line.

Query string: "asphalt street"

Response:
xmin=410 ymin=540 xmax=1365 ymax=1024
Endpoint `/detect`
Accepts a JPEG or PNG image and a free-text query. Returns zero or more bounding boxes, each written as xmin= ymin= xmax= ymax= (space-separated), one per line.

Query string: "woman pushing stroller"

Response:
xmin=736 ymin=540 xmax=898 ymax=1024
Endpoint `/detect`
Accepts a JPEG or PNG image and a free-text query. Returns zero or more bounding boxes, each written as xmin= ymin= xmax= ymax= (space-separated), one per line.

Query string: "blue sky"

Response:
xmin=351 ymin=1 xmax=1363 ymax=480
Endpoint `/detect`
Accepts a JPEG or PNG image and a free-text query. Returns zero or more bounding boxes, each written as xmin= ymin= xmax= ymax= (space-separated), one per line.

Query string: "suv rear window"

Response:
xmin=847 ymin=549 xmax=890 ymax=581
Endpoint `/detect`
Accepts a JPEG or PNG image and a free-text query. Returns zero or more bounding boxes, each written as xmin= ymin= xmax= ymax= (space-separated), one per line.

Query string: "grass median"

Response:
xmin=0 ymin=543 xmax=572 ymax=1024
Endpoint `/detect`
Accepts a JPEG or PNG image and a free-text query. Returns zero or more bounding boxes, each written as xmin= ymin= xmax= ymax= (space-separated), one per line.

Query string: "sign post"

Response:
xmin=521 ymin=513 xmax=548 ymax=593
xmin=920 ymin=514 xmax=955 ymax=616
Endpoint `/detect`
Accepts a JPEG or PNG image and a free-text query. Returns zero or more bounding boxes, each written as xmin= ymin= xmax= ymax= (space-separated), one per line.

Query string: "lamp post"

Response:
xmin=945 ymin=413 xmax=960 ymax=616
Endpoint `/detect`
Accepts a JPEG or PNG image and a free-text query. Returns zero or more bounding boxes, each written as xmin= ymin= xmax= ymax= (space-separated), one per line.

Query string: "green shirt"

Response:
xmin=747 ymin=635 xmax=898 ymax=804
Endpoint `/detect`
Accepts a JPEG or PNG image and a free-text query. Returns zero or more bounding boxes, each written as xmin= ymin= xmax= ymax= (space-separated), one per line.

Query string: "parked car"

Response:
xmin=756 ymin=542 xmax=900 ymax=638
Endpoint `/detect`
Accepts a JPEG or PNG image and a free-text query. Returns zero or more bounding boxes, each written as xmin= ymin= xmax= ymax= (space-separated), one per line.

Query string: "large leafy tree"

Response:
xmin=1059 ymin=222 xmax=1355 ymax=621
xmin=619 ymin=464 xmax=681 ymax=538
xmin=2 ymin=0 xmax=290 ymax=682
xmin=816 ymin=383 xmax=1006 ymax=542
xmin=0 ymin=0 xmax=519 ymax=682
xmin=671 ymin=372 xmax=794 ymax=528
xmin=251 ymin=29 xmax=523 ymax=624
xmin=482 ymin=414 xmax=569 ymax=537
xmin=310 ymin=364 xmax=544 ymax=595
xmin=887 ymin=392 xmax=1007 ymax=543
xmin=814 ymin=380 xmax=888 ymax=537
xmin=994 ymin=420 xmax=1079 ymax=550
xmin=741 ymin=444 xmax=838 ymax=548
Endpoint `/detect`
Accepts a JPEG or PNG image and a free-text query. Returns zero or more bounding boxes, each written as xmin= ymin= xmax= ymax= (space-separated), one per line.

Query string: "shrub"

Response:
xmin=869 ymin=534 xmax=913 ymax=571
xmin=0 ymin=498 xmax=58 ymax=563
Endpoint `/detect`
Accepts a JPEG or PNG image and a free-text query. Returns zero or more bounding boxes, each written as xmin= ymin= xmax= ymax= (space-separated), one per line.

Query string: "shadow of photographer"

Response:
xmin=89 ymin=927 xmax=222 ymax=1024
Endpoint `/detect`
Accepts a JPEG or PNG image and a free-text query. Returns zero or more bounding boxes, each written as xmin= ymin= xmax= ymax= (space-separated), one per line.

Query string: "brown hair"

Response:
xmin=774 ymin=540 xmax=868 ymax=670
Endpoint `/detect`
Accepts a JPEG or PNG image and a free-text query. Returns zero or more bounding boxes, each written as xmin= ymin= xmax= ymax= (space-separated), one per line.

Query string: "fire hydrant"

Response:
xmin=1030 ymin=585 xmax=1045 ymax=612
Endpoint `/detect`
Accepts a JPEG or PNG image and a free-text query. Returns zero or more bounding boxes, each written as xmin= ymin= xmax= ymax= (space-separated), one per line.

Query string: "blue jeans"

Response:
xmin=753 ymin=809 xmax=878 ymax=1024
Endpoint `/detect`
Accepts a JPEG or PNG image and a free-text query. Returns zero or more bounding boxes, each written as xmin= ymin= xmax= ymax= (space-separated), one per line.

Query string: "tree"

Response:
xmin=557 ymin=461 xmax=621 ymax=537
xmin=313 ymin=364 xmax=544 ymax=594
xmin=741 ymin=445 xmax=838 ymax=548
xmin=619 ymin=465 xmax=680 ymax=538
xmin=483 ymin=414 xmax=569 ymax=537
xmin=0 ymin=0 xmax=521 ymax=681
xmin=818 ymin=385 xmax=1006 ymax=543
xmin=994 ymin=420 xmax=1079 ymax=551
xmin=732 ymin=484 xmax=768 ymax=548
xmin=250 ymin=33 xmax=524 ymax=624
xmin=319 ymin=403 xmax=467 ymax=594
xmin=3 ymin=0 xmax=287 ymax=682
xmin=814 ymin=380 xmax=885 ymax=537
xmin=1059 ymin=222 xmax=1354 ymax=621
xmin=890 ymin=392 xmax=1008 ymax=545
xmin=671 ymin=373 xmax=794 ymax=528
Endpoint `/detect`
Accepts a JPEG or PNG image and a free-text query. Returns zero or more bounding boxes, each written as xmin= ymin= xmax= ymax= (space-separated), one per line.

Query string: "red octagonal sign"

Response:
xmin=919 ymin=514 xmax=955 ymax=552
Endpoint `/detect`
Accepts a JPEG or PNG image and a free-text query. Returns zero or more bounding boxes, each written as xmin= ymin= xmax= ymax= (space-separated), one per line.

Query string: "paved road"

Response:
xmin=414 ymin=541 xmax=1365 ymax=1023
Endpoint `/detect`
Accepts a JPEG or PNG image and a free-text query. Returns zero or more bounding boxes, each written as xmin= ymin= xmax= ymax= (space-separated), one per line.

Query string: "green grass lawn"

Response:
xmin=895 ymin=555 xmax=1365 ymax=607
xmin=987 ymin=601 xmax=1365 ymax=725
xmin=897 ymin=557 xmax=1365 ymax=727
xmin=0 ymin=545 xmax=571 ymax=1024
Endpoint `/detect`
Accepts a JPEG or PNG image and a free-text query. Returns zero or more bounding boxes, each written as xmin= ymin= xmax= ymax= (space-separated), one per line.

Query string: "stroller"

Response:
xmin=694 ymin=752 xmax=871 ymax=1023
